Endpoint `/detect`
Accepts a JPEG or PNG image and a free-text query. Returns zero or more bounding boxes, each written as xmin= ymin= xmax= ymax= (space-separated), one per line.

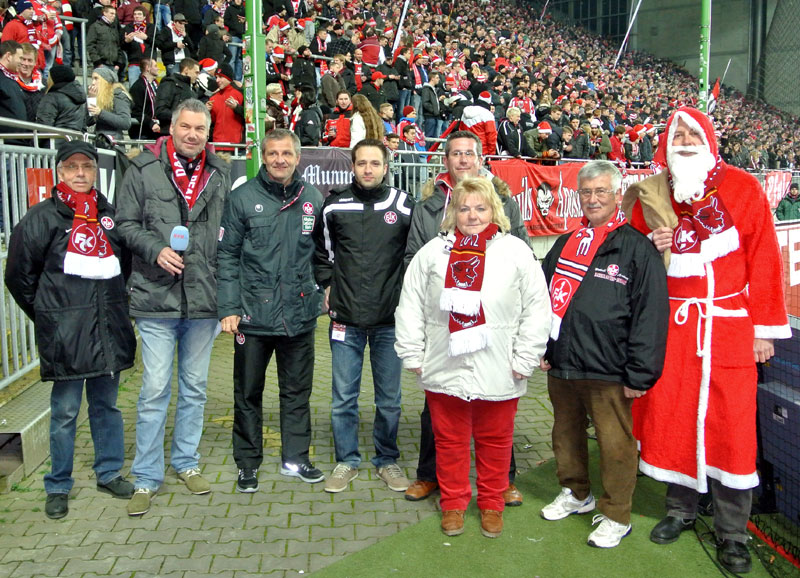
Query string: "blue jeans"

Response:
xmin=61 ymin=30 xmax=73 ymax=67
xmin=127 ymin=64 xmax=142 ymax=86
xmin=44 ymin=375 xmax=125 ymax=494
xmin=228 ymin=36 xmax=243 ymax=81
xmin=131 ymin=317 xmax=219 ymax=491
xmin=398 ymin=89 xmax=411 ymax=121
xmin=329 ymin=323 xmax=402 ymax=469
xmin=155 ymin=3 xmax=171 ymax=31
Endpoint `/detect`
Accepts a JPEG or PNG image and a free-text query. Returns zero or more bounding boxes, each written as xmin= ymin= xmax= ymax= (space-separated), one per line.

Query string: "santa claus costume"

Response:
xmin=622 ymin=108 xmax=790 ymax=550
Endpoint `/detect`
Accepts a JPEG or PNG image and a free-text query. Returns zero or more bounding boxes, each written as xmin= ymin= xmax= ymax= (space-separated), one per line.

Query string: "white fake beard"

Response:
xmin=667 ymin=145 xmax=716 ymax=203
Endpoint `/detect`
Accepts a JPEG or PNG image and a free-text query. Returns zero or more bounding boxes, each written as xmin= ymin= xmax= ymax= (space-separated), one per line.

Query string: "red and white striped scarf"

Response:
xmin=549 ymin=209 xmax=627 ymax=339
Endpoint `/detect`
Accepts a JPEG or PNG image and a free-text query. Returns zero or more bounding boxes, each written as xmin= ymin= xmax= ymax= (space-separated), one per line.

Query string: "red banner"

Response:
xmin=764 ymin=171 xmax=793 ymax=209
xmin=776 ymin=221 xmax=800 ymax=319
xmin=488 ymin=160 xmax=657 ymax=237
xmin=26 ymin=168 xmax=54 ymax=207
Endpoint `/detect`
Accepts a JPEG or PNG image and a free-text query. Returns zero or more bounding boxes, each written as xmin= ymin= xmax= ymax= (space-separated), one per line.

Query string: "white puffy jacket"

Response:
xmin=395 ymin=232 xmax=551 ymax=402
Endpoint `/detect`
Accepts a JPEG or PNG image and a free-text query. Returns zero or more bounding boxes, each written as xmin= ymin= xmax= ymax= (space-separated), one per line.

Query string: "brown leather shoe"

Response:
xmin=480 ymin=509 xmax=503 ymax=538
xmin=405 ymin=479 xmax=439 ymax=501
xmin=441 ymin=510 xmax=465 ymax=536
xmin=503 ymin=484 xmax=523 ymax=507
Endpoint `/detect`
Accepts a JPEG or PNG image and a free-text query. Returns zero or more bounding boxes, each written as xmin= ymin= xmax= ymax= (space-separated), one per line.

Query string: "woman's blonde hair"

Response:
xmin=441 ymin=176 xmax=510 ymax=233
xmin=93 ymin=73 xmax=132 ymax=112
xmin=351 ymin=94 xmax=384 ymax=140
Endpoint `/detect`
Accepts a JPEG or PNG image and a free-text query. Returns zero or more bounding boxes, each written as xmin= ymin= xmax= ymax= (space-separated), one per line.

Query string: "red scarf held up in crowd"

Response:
xmin=167 ymin=137 xmax=206 ymax=210
xmin=440 ymin=223 xmax=499 ymax=357
xmin=56 ymin=182 xmax=120 ymax=279
xmin=549 ymin=208 xmax=627 ymax=340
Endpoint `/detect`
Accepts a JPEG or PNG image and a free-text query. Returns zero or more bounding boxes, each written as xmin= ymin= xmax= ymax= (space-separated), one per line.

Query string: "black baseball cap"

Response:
xmin=56 ymin=140 xmax=99 ymax=165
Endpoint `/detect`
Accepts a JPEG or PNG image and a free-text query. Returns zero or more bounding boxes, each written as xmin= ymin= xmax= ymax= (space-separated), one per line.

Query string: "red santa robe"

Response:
xmin=622 ymin=107 xmax=791 ymax=493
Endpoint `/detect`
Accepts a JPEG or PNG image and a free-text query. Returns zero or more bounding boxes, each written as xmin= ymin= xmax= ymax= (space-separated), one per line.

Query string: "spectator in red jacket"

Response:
xmin=2 ymin=1 xmax=45 ymax=71
xmin=208 ymin=63 xmax=244 ymax=151
xmin=608 ymin=125 xmax=627 ymax=163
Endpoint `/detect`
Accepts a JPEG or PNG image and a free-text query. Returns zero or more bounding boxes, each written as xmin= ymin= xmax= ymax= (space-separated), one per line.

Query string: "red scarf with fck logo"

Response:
xmin=549 ymin=209 xmax=626 ymax=340
xmin=439 ymin=223 xmax=498 ymax=357
xmin=167 ymin=137 xmax=206 ymax=210
xmin=56 ymin=182 xmax=120 ymax=279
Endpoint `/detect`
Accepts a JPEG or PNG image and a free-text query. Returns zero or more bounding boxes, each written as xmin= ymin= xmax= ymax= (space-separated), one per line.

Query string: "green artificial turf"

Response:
xmin=314 ymin=442 xmax=776 ymax=578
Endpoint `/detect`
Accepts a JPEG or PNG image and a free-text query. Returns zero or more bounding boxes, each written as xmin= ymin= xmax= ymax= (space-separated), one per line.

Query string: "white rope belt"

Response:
xmin=671 ymin=289 xmax=747 ymax=357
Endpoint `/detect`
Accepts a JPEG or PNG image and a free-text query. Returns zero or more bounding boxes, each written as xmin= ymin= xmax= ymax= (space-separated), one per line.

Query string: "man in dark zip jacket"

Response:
xmin=5 ymin=141 xmax=137 ymax=520
xmin=217 ymin=129 xmax=325 ymax=493
xmin=539 ymin=160 xmax=668 ymax=549
xmin=116 ymin=99 xmax=230 ymax=517
xmin=314 ymin=139 xmax=414 ymax=494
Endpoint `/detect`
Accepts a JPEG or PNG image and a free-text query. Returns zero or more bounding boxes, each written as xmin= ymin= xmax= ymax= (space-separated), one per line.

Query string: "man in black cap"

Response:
xmin=5 ymin=140 xmax=137 ymax=520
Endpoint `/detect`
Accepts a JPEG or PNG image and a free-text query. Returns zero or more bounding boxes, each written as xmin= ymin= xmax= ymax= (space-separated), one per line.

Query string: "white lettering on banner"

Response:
xmin=97 ymin=167 xmax=115 ymax=203
xmin=776 ymin=227 xmax=800 ymax=288
xmin=515 ymin=176 xmax=534 ymax=221
xmin=301 ymin=165 xmax=354 ymax=186
xmin=556 ymin=185 xmax=581 ymax=219
xmin=764 ymin=171 xmax=792 ymax=208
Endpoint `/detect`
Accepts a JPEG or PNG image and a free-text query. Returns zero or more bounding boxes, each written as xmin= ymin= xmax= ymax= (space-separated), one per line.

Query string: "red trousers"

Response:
xmin=426 ymin=391 xmax=518 ymax=511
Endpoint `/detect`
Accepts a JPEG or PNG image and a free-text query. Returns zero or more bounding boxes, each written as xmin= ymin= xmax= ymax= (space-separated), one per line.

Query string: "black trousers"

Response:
xmin=232 ymin=331 xmax=315 ymax=469
xmin=415 ymin=398 xmax=517 ymax=483
xmin=666 ymin=481 xmax=752 ymax=544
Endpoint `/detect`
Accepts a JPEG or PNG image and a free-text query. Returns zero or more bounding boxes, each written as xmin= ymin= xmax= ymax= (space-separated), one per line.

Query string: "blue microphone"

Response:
xmin=170 ymin=225 xmax=189 ymax=252
xmin=170 ymin=226 xmax=189 ymax=280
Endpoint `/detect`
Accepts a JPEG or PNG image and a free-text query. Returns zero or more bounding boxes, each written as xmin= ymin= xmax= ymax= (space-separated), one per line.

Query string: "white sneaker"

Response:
xmin=540 ymin=487 xmax=596 ymax=521
xmin=587 ymin=514 xmax=632 ymax=548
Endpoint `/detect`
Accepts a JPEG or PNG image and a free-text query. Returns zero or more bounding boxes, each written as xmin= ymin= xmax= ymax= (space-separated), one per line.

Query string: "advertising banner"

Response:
xmin=764 ymin=170 xmax=793 ymax=209
xmin=488 ymin=160 xmax=657 ymax=237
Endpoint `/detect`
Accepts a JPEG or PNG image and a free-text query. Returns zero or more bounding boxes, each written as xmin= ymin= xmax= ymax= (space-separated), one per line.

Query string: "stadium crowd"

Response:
xmin=0 ymin=0 xmax=798 ymax=169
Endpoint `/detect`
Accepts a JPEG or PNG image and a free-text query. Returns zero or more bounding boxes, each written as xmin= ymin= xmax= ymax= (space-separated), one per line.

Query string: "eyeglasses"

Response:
xmin=577 ymin=188 xmax=616 ymax=199
xmin=448 ymin=150 xmax=477 ymax=158
xmin=60 ymin=162 xmax=97 ymax=173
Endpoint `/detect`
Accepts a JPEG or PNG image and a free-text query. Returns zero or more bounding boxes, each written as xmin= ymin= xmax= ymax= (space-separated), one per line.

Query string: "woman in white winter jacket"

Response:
xmin=395 ymin=177 xmax=550 ymax=539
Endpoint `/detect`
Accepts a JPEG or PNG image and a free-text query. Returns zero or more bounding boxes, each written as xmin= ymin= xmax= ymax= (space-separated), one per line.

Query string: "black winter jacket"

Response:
xmin=314 ymin=181 xmax=414 ymax=328
xmin=197 ymin=32 xmax=231 ymax=64
xmin=154 ymin=72 xmax=198 ymax=127
xmin=86 ymin=18 xmax=124 ymax=67
xmin=36 ymin=81 xmax=88 ymax=131
xmin=115 ymin=138 xmax=230 ymax=319
xmin=122 ymin=22 xmax=155 ymax=65
xmin=294 ymin=105 xmax=323 ymax=146
xmin=541 ymin=224 xmax=669 ymax=391
xmin=290 ymin=56 xmax=316 ymax=90
xmin=173 ymin=0 xmax=202 ymax=24
xmin=217 ymin=167 xmax=323 ymax=336
xmin=223 ymin=2 xmax=245 ymax=37
xmin=155 ymin=26 xmax=196 ymax=66
xmin=5 ymin=193 xmax=136 ymax=381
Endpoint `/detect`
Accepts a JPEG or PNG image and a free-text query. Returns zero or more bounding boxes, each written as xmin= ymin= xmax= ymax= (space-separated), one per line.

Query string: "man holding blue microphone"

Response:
xmin=116 ymin=98 xmax=231 ymax=516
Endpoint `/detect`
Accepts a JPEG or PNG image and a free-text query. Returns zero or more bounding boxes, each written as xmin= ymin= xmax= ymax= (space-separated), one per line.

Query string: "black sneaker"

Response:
xmin=45 ymin=494 xmax=68 ymax=519
xmin=237 ymin=468 xmax=259 ymax=493
xmin=280 ymin=461 xmax=325 ymax=483
xmin=97 ymin=476 xmax=135 ymax=499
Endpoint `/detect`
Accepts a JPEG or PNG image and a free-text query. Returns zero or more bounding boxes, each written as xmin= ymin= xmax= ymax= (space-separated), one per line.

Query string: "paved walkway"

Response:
xmin=0 ymin=321 xmax=554 ymax=578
